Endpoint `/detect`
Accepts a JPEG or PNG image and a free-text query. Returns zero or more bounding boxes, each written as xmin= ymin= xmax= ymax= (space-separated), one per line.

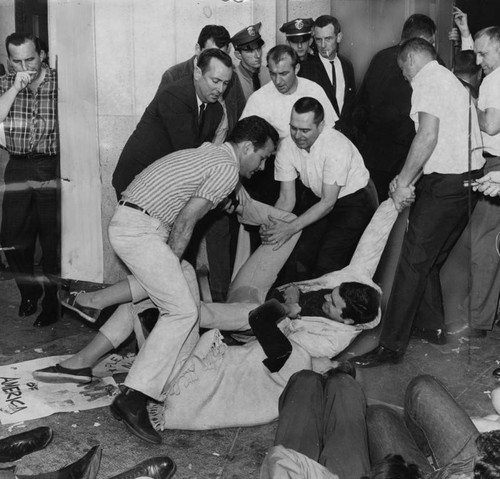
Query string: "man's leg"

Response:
xmin=366 ymin=404 xmax=433 ymax=474
xmin=109 ymin=207 xmax=198 ymax=401
xmin=319 ymin=373 xmax=370 ymax=479
xmin=1 ymin=159 xmax=42 ymax=310
xmin=274 ymin=370 xmax=324 ymax=461
xmin=405 ymin=375 xmax=479 ymax=469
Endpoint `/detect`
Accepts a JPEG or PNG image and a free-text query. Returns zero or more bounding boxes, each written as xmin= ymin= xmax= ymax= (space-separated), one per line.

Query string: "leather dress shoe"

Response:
xmin=110 ymin=388 xmax=162 ymax=444
xmin=349 ymin=345 xmax=404 ymax=368
xmin=33 ymin=309 xmax=59 ymax=327
xmin=15 ymin=445 xmax=102 ymax=479
xmin=110 ymin=456 xmax=176 ymax=479
xmin=0 ymin=426 xmax=53 ymax=462
xmin=18 ymin=298 xmax=38 ymax=317
xmin=411 ymin=327 xmax=447 ymax=345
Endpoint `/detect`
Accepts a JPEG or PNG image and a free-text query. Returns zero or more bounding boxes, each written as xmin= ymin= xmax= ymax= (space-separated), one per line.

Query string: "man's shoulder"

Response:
xmin=157 ymin=75 xmax=196 ymax=104
xmin=159 ymin=57 xmax=194 ymax=90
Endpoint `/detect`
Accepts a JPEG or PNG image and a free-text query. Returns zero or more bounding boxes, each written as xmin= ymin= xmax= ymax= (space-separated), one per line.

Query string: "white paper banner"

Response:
xmin=0 ymin=353 xmax=136 ymax=425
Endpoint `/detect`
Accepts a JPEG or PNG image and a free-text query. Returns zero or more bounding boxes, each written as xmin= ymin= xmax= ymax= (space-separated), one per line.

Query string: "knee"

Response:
xmin=324 ymin=372 xmax=363 ymax=399
xmin=367 ymin=404 xmax=401 ymax=429
xmin=405 ymin=374 xmax=441 ymax=408
xmin=287 ymin=369 xmax=323 ymax=392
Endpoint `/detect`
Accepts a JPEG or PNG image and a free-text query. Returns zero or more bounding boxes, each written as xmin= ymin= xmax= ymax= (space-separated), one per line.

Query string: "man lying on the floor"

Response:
xmin=33 ymin=196 xmax=400 ymax=431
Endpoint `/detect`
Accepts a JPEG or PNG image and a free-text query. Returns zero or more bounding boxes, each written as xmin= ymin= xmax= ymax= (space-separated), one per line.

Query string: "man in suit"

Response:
xmin=112 ymin=48 xmax=232 ymax=198
xmin=158 ymin=24 xmax=245 ymax=142
xmin=280 ymin=18 xmax=315 ymax=63
xmin=299 ymin=15 xmax=356 ymax=140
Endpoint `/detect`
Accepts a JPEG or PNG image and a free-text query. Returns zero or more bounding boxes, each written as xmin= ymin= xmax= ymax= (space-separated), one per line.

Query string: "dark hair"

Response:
xmin=454 ymin=50 xmax=481 ymax=76
xmin=267 ymin=44 xmax=299 ymax=69
xmin=197 ymin=48 xmax=233 ymax=74
xmin=5 ymin=32 xmax=42 ymax=56
xmin=293 ymin=97 xmax=325 ymax=125
xmin=228 ymin=116 xmax=279 ymax=150
xmin=314 ymin=15 xmax=341 ymax=34
xmin=475 ymin=26 xmax=500 ymax=46
xmin=339 ymin=282 xmax=380 ymax=324
xmin=362 ymin=454 xmax=422 ymax=479
xmin=401 ymin=14 xmax=436 ymax=42
xmin=474 ymin=431 xmax=500 ymax=479
xmin=398 ymin=37 xmax=437 ymax=63
xmin=288 ymin=34 xmax=312 ymax=44
xmin=197 ymin=25 xmax=231 ymax=49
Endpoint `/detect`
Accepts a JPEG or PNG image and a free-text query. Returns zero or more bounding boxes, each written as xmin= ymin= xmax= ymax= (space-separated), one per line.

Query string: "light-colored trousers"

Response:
xmin=101 ymin=197 xmax=300 ymax=400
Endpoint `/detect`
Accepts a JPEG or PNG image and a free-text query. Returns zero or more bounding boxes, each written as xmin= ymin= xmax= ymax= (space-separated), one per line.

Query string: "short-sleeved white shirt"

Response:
xmin=274 ymin=128 xmax=369 ymax=199
xmin=410 ymin=60 xmax=484 ymax=174
xmin=478 ymin=65 xmax=500 ymax=156
xmin=240 ymin=77 xmax=338 ymax=139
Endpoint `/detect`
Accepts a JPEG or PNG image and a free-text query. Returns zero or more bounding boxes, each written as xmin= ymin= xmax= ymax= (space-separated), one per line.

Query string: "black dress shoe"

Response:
xmin=18 ymin=298 xmax=38 ymax=317
xmin=411 ymin=327 xmax=447 ymax=345
xmin=17 ymin=445 xmax=102 ymax=479
xmin=110 ymin=388 xmax=162 ymax=444
xmin=33 ymin=309 xmax=59 ymax=327
xmin=493 ymin=367 xmax=500 ymax=379
xmin=109 ymin=456 xmax=176 ymax=479
xmin=0 ymin=426 xmax=53 ymax=462
xmin=349 ymin=345 xmax=404 ymax=368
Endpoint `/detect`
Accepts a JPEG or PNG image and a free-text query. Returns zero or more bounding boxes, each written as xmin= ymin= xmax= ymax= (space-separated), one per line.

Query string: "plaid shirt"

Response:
xmin=0 ymin=67 xmax=58 ymax=155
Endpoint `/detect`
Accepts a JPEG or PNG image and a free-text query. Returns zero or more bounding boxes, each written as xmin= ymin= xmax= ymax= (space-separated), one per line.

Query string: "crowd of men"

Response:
xmin=1 ymin=6 xmax=500 ymax=479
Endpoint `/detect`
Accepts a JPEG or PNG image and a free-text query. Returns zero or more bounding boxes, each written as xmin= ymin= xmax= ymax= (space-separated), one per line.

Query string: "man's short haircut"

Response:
xmin=293 ymin=97 xmax=325 ymax=125
xmin=338 ymin=282 xmax=380 ymax=325
xmin=401 ymin=14 xmax=436 ymax=42
xmin=5 ymin=32 xmax=42 ymax=56
xmin=228 ymin=115 xmax=279 ymax=150
xmin=398 ymin=37 xmax=437 ymax=63
xmin=197 ymin=25 xmax=231 ymax=49
xmin=314 ymin=15 xmax=342 ymax=34
xmin=267 ymin=44 xmax=299 ymax=69
xmin=475 ymin=26 xmax=500 ymax=46
xmin=362 ymin=454 xmax=422 ymax=479
xmin=474 ymin=431 xmax=500 ymax=479
xmin=197 ymin=48 xmax=233 ymax=74
xmin=454 ymin=50 xmax=481 ymax=76
xmin=288 ymin=34 xmax=312 ymax=44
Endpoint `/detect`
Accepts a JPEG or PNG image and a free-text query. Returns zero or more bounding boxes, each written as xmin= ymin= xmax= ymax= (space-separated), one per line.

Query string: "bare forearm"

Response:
xmin=291 ymin=199 xmax=335 ymax=232
xmin=398 ymin=133 xmax=437 ymax=186
xmin=0 ymin=86 xmax=20 ymax=122
xmin=167 ymin=220 xmax=196 ymax=259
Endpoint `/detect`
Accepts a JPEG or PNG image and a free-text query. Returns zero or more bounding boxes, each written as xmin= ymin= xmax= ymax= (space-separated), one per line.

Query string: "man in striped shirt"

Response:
xmin=100 ymin=116 xmax=277 ymax=444
xmin=0 ymin=33 xmax=59 ymax=327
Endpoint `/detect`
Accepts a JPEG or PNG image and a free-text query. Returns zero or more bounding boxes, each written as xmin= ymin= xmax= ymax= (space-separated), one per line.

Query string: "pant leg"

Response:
xmin=468 ymin=196 xmax=500 ymax=329
xmin=109 ymin=206 xmax=198 ymax=400
xmin=404 ymin=375 xmax=479 ymax=469
xmin=228 ymin=195 xmax=301 ymax=304
xmin=313 ymin=182 xmax=378 ymax=277
xmin=319 ymin=373 xmax=370 ymax=479
xmin=99 ymin=303 xmax=136 ymax=348
xmin=380 ymin=172 xmax=482 ymax=352
xmin=1 ymin=158 xmax=42 ymax=300
xmin=366 ymin=404 xmax=433 ymax=474
xmin=32 ymin=160 xmax=60 ymax=313
xmin=274 ymin=370 xmax=324 ymax=462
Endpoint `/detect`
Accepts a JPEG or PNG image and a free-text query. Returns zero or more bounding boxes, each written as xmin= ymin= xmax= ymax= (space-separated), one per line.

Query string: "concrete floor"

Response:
xmin=0 ymin=233 xmax=499 ymax=478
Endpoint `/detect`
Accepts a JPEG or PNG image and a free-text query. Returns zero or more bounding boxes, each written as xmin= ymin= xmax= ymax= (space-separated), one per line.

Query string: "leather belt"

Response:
xmin=118 ymin=200 xmax=150 ymax=216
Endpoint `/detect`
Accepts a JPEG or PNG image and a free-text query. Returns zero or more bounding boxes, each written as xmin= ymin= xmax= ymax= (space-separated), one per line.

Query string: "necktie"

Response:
xmin=329 ymin=60 xmax=337 ymax=98
xmin=198 ymin=103 xmax=206 ymax=129
xmin=252 ymin=70 xmax=261 ymax=91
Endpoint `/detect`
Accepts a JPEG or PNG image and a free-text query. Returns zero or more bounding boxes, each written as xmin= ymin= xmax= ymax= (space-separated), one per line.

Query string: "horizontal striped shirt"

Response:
xmin=123 ymin=142 xmax=239 ymax=228
xmin=0 ymin=67 xmax=58 ymax=155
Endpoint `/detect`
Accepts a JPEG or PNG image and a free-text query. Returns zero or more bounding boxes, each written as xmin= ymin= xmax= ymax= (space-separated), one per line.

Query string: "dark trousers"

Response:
xmin=274 ymin=370 xmax=370 ymax=479
xmin=367 ymin=375 xmax=478 ymax=475
xmin=277 ymin=180 xmax=378 ymax=285
xmin=380 ymin=171 xmax=482 ymax=352
xmin=0 ymin=155 xmax=60 ymax=311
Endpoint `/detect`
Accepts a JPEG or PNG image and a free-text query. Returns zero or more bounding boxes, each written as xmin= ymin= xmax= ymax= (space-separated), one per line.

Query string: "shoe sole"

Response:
xmin=61 ymin=300 xmax=97 ymax=324
xmin=33 ymin=371 xmax=92 ymax=384
xmin=110 ymin=403 xmax=162 ymax=445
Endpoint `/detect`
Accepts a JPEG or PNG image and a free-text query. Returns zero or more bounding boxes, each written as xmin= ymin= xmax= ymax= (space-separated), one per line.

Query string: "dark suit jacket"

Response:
xmin=158 ymin=55 xmax=246 ymax=137
xmin=299 ymin=53 xmax=356 ymax=140
xmin=112 ymin=75 xmax=223 ymax=195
